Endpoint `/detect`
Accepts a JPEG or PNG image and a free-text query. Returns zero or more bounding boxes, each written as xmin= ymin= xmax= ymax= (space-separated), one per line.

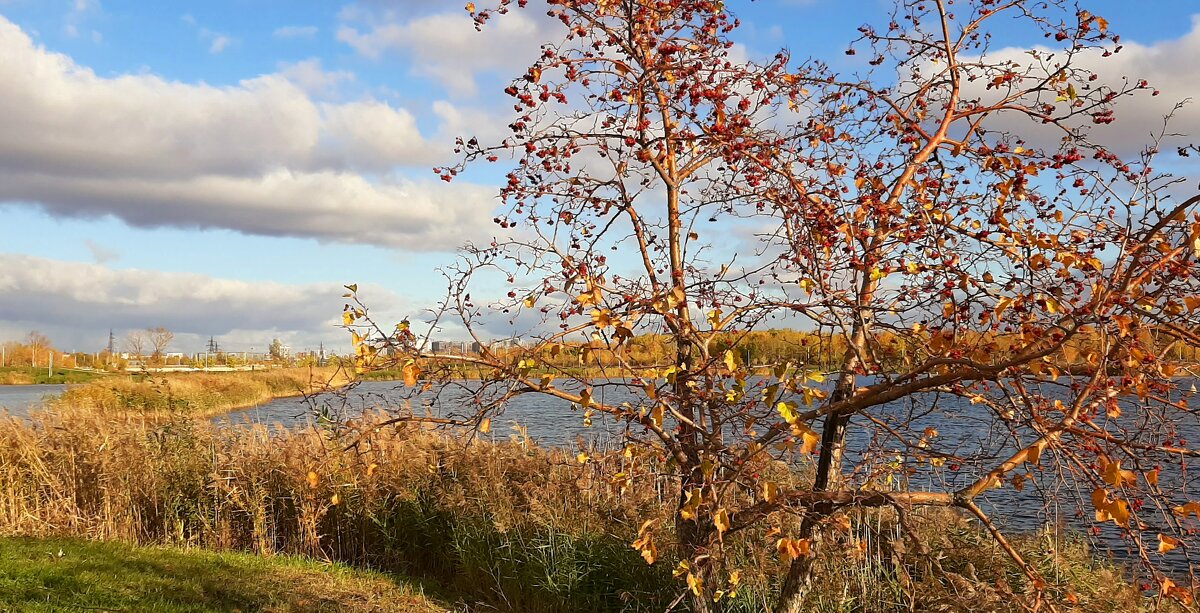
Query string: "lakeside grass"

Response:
xmin=0 ymin=402 xmax=1165 ymax=611
xmin=0 ymin=366 xmax=105 ymax=385
xmin=0 ymin=536 xmax=449 ymax=612
xmin=52 ymin=367 xmax=351 ymax=417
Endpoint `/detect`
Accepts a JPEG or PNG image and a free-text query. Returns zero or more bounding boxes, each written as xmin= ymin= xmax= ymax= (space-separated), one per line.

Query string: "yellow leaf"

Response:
xmin=763 ymin=482 xmax=779 ymax=503
xmin=631 ymin=519 xmax=658 ymax=565
xmin=714 ymin=508 xmax=730 ymax=535
xmin=687 ymin=572 xmax=704 ymax=597
xmin=799 ymin=278 xmax=815 ymax=293
xmin=330 ymin=492 xmax=340 ymax=506
xmin=680 ymin=488 xmax=702 ymax=522
xmin=465 ymin=2 xmax=475 ymax=12
xmin=707 ymin=309 xmax=723 ymax=330
xmin=1045 ymin=296 xmax=1061 ymax=314
xmin=306 ymin=471 xmax=319 ymax=489
xmin=367 ymin=463 xmax=378 ymax=477
xmin=723 ymin=350 xmax=737 ymax=371
xmin=796 ymin=427 xmax=825 ymax=455
xmin=1101 ymin=458 xmax=1136 ymax=487
xmin=943 ymin=302 xmax=956 ymax=319
xmin=994 ymin=297 xmax=1013 ymax=319
xmin=776 ymin=401 xmax=799 ymax=424
xmin=577 ymin=452 xmax=590 ymax=464
xmin=591 ymin=308 xmax=613 ymax=328
xmin=1173 ymin=501 xmax=1200 ymax=519
xmin=1158 ymin=534 xmax=1180 ymax=554
xmin=776 ymin=537 xmax=811 ymax=561
xmin=343 ymin=311 xmax=355 ymax=326
xmin=479 ymin=418 xmax=491 ymax=434
xmin=650 ymin=403 xmax=665 ymax=428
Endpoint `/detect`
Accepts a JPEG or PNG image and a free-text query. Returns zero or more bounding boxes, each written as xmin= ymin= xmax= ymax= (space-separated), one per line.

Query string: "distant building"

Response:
xmin=490 ymin=337 xmax=521 ymax=349
xmin=431 ymin=340 xmax=468 ymax=355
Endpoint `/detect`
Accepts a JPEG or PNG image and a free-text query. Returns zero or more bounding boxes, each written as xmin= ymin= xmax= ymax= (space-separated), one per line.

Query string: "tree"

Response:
xmin=24 ymin=331 xmax=52 ymax=368
xmin=148 ymin=327 xmax=174 ymax=365
xmin=125 ymin=330 xmax=146 ymax=361
xmin=269 ymin=338 xmax=286 ymax=362
xmin=348 ymin=1 xmax=1200 ymax=609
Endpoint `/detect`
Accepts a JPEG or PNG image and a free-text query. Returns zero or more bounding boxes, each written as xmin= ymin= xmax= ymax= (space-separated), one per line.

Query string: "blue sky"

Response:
xmin=0 ymin=0 xmax=1198 ymax=354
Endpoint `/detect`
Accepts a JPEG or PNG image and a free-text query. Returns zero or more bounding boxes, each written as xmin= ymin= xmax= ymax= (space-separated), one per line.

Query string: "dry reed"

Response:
xmin=0 ymin=403 xmax=1153 ymax=612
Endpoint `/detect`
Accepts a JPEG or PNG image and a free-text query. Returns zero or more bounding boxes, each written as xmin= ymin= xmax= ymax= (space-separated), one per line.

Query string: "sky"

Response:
xmin=0 ymin=0 xmax=1198 ymax=356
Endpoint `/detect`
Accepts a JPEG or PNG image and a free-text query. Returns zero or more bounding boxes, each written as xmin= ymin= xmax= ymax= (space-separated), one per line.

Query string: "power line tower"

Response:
xmin=107 ymin=329 xmax=115 ymax=355
xmin=207 ymin=336 xmax=220 ymax=354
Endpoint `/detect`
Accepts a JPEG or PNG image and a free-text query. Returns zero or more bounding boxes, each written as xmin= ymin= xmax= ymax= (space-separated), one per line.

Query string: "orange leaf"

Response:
xmin=1158 ymin=534 xmax=1180 ymax=554
xmin=776 ymin=538 xmax=811 ymax=561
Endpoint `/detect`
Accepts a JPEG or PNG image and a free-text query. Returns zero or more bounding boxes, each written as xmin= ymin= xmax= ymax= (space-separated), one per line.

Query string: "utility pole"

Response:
xmin=48 ymin=351 xmax=53 ymax=378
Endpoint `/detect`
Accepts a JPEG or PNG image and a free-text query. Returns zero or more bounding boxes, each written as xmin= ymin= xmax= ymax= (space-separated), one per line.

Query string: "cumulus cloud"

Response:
xmin=0 ymin=16 xmax=499 ymax=250
xmin=337 ymin=6 xmax=552 ymax=96
xmin=0 ymin=253 xmax=408 ymax=351
xmin=958 ymin=16 xmax=1200 ymax=157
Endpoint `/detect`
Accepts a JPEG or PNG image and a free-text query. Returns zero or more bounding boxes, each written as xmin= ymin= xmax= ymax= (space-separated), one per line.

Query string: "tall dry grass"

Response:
xmin=54 ymin=367 xmax=348 ymax=416
xmin=0 ymin=404 xmax=1152 ymax=612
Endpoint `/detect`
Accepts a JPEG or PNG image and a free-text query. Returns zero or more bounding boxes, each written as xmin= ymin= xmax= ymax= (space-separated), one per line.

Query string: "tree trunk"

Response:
xmin=775 ymin=349 xmax=860 ymax=611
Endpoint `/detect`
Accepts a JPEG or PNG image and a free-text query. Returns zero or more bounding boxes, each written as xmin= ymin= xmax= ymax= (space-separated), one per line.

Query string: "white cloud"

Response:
xmin=337 ymin=7 xmax=551 ymax=96
xmin=82 ymin=239 xmax=119 ymax=264
xmin=278 ymin=58 xmax=355 ymax=96
xmin=64 ymin=0 xmax=98 ymax=39
xmin=208 ymin=33 xmax=231 ymax=54
xmin=0 ymin=253 xmax=408 ymax=352
xmin=958 ymin=16 xmax=1200 ymax=157
xmin=0 ymin=16 xmax=498 ymax=250
xmin=273 ymin=25 xmax=318 ymax=39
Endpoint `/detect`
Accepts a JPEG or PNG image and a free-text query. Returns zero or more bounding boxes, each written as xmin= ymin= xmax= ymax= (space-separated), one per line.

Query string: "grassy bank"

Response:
xmin=0 ymin=404 xmax=1157 ymax=612
xmin=0 ymin=536 xmax=448 ymax=612
xmin=0 ymin=366 xmax=105 ymax=385
xmin=53 ymin=367 xmax=350 ymax=417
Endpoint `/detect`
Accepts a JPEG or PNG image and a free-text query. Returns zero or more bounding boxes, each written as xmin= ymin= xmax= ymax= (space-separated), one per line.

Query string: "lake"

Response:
xmin=0 ymin=384 xmax=67 ymax=415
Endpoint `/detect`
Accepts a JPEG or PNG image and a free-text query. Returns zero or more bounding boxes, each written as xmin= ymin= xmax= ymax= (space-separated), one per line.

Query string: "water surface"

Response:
xmin=0 ymin=384 xmax=67 ymax=415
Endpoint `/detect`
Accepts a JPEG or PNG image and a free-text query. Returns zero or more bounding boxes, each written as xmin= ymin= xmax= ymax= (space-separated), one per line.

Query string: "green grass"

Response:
xmin=0 ymin=366 xmax=104 ymax=385
xmin=0 ymin=537 xmax=451 ymax=612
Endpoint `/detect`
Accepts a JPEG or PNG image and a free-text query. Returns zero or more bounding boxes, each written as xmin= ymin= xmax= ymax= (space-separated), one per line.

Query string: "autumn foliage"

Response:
xmin=347 ymin=0 xmax=1200 ymax=610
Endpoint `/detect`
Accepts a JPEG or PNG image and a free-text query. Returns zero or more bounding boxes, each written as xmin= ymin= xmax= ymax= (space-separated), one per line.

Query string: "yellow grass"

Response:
xmin=53 ymin=367 xmax=351 ymax=417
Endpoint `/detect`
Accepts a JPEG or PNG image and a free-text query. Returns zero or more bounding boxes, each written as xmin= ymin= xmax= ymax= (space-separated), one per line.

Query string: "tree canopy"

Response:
xmin=346 ymin=1 xmax=1200 ymax=609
